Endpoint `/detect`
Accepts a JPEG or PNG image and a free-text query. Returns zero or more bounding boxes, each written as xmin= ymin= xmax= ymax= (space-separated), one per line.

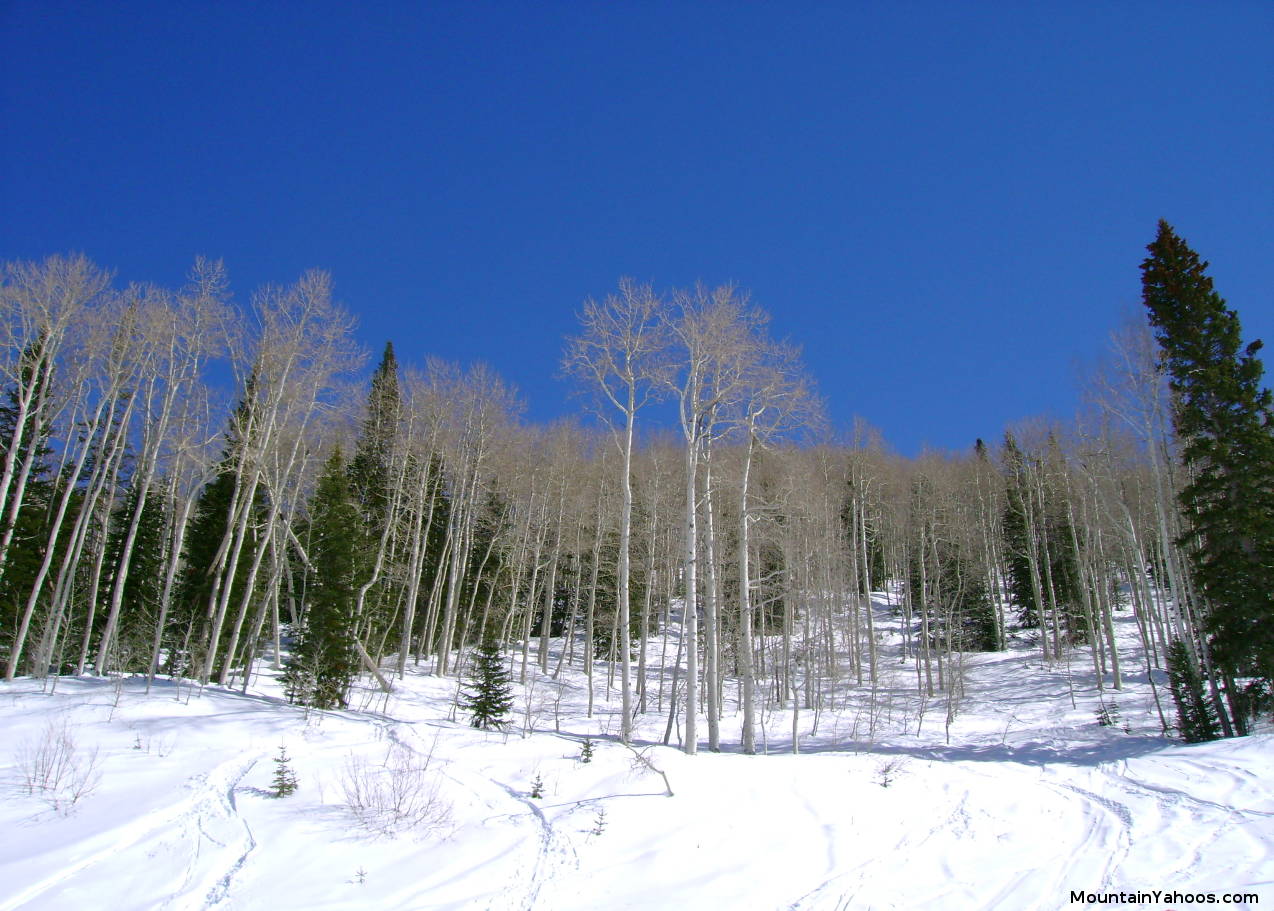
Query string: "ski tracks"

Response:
xmin=486 ymin=779 xmax=581 ymax=911
xmin=1040 ymin=778 xmax=1133 ymax=895
xmin=190 ymin=757 xmax=260 ymax=910
xmin=1 ymin=754 xmax=260 ymax=911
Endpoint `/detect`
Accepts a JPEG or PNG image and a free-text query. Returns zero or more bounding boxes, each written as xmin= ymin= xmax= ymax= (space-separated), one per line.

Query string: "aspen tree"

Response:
xmin=563 ymin=279 xmax=669 ymax=743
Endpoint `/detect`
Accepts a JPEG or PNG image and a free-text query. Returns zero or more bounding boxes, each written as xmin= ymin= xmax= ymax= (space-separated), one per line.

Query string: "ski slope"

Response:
xmin=2 ymin=598 xmax=1270 ymax=910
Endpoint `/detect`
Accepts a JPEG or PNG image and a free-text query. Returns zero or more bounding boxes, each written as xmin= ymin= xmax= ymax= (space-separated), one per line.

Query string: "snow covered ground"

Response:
xmin=2 ymin=598 xmax=1271 ymax=910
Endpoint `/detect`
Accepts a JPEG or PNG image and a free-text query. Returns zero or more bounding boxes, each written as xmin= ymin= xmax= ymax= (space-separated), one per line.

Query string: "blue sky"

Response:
xmin=2 ymin=2 xmax=1270 ymax=454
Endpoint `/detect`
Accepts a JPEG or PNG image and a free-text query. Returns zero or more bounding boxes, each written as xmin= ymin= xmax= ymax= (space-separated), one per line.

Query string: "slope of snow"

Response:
xmin=2 ymin=599 xmax=1270 ymax=910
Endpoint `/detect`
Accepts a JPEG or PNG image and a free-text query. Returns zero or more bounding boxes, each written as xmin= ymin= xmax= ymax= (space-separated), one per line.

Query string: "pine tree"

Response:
xmin=0 ymin=367 xmax=58 ymax=665
xmin=953 ymin=568 xmax=998 ymax=652
xmin=348 ymin=342 xmax=401 ymax=532
xmin=1141 ymin=221 xmax=1274 ymax=719
xmin=1166 ymin=639 xmax=1221 ymax=743
xmin=461 ymin=636 xmax=513 ymax=730
xmin=99 ymin=487 xmax=167 ymax=671
xmin=171 ymin=392 xmax=263 ymax=677
xmin=345 ymin=342 xmax=401 ymax=649
xmin=271 ymin=742 xmax=299 ymax=797
xmin=284 ymin=448 xmax=363 ymax=709
xmin=1000 ymin=434 xmax=1040 ymax=629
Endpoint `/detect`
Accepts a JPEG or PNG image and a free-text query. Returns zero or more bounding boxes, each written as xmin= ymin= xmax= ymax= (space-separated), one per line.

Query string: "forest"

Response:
xmin=2 ymin=221 xmax=1271 ymax=752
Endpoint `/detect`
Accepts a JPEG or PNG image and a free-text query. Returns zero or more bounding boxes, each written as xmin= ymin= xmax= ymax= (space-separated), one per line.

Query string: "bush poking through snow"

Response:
xmin=340 ymin=741 xmax=450 ymax=836
xmin=17 ymin=717 xmax=101 ymax=812
xmin=579 ymin=739 xmax=594 ymax=764
xmin=874 ymin=757 xmax=907 ymax=789
xmin=590 ymin=805 xmax=607 ymax=837
xmin=529 ymin=772 xmax=545 ymax=799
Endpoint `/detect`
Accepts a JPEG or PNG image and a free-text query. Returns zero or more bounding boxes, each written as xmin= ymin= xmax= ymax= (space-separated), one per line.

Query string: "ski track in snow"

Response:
xmin=1 ymin=754 xmax=262 ymax=911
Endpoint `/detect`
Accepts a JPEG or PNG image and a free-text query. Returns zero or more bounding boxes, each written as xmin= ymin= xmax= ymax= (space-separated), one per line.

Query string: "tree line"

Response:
xmin=1 ymin=221 xmax=1269 ymax=749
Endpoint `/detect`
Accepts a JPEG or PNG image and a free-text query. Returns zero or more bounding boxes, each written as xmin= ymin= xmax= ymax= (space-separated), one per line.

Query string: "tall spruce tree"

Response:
xmin=0 ymin=367 xmax=57 ymax=664
xmin=284 ymin=448 xmax=363 ymax=709
xmin=346 ymin=342 xmax=402 ymax=646
xmin=99 ymin=487 xmax=167 ymax=671
xmin=1000 ymin=433 xmax=1040 ymax=629
xmin=461 ymin=635 xmax=513 ymax=730
xmin=171 ymin=393 xmax=263 ymax=678
xmin=348 ymin=342 xmax=401 ymax=531
xmin=1166 ymin=638 xmax=1222 ymax=743
xmin=1141 ymin=220 xmax=1274 ymax=726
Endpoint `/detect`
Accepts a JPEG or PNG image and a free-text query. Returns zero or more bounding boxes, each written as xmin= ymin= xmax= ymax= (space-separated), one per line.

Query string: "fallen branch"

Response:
xmin=355 ymin=640 xmax=393 ymax=694
xmin=622 ymin=741 xmax=673 ymax=797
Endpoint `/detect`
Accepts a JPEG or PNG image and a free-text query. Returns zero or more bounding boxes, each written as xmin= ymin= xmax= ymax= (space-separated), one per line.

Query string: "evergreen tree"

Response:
xmin=0 ymin=367 xmax=58 ymax=664
xmin=284 ymin=448 xmax=363 ymax=709
xmin=461 ymin=635 xmax=513 ymax=730
xmin=348 ymin=341 xmax=401 ymax=531
xmin=952 ymin=568 xmax=998 ymax=652
xmin=1000 ymin=434 xmax=1039 ymax=629
xmin=270 ymin=742 xmax=299 ymax=797
xmin=346 ymin=342 xmax=402 ymax=647
xmin=99 ymin=486 xmax=167 ymax=671
xmin=171 ymin=391 xmax=264 ymax=677
xmin=999 ymin=433 xmax=1083 ymax=639
xmin=1141 ymin=221 xmax=1274 ymax=712
xmin=1166 ymin=639 xmax=1222 ymax=743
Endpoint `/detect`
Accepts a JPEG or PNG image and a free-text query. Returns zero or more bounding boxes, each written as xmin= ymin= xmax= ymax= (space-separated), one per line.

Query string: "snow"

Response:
xmin=2 ymin=599 xmax=1271 ymax=910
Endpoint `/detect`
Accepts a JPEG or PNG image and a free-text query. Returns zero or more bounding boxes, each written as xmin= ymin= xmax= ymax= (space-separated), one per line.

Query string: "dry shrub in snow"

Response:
xmin=16 ymin=717 xmax=101 ymax=812
xmin=340 ymin=740 xmax=450 ymax=836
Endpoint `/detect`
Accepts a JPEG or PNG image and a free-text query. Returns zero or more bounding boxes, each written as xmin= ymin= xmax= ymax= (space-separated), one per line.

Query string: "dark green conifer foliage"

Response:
xmin=1141 ymin=221 xmax=1274 ymax=698
xmin=100 ymin=487 xmax=167 ymax=671
xmin=0 ymin=360 xmax=58 ymax=662
xmin=1044 ymin=435 xmax=1085 ymax=642
xmin=999 ymin=433 xmax=1083 ymax=639
xmin=462 ymin=636 xmax=513 ymax=730
xmin=271 ymin=742 xmax=299 ymax=797
xmin=1166 ymin=639 xmax=1222 ymax=743
xmin=1000 ymin=434 xmax=1039 ymax=629
xmin=284 ymin=448 xmax=363 ymax=709
xmin=954 ymin=570 xmax=998 ymax=652
xmin=905 ymin=480 xmax=997 ymax=655
xmin=171 ymin=391 xmax=263 ymax=676
xmin=348 ymin=342 xmax=401 ymax=532
xmin=347 ymin=343 xmax=402 ymax=646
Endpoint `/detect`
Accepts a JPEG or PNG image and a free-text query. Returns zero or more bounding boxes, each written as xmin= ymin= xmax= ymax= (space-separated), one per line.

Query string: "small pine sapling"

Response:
xmin=590 ymin=805 xmax=607 ymax=837
xmin=579 ymin=739 xmax=594 ymax=764
xmin=529 ymin=773 xmax=545 ymax=800
xmin=1095 ymin=699 xmax=1121 ymax=728
xmin=272 ymin=743 xmax=299 ymax=797
xmin=874 ymin=757 xmax=906 ymax=789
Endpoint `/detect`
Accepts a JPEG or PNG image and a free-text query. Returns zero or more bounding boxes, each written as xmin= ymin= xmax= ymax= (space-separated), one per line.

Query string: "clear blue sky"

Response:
xmin=2 ymin=2 xmax=1271 ymax=454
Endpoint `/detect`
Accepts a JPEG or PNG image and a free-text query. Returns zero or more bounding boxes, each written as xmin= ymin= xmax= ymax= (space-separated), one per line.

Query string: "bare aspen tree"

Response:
xmin=94 ymin=263 xmax=230 ymax=673
xmin=665 ymin=284 xmax=772 ymax=755
xmin=199 ymin=271 xmax=362 ymax=684
xmin=733 ymin=341 xmax=818 ymax=754
xmin=562 ymin=279 xmax=669 ymax=743
xmin=428 ymin=361 xmax=521 ymax=675
xmin=0 ymin=256 xmax=110 ymax=589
